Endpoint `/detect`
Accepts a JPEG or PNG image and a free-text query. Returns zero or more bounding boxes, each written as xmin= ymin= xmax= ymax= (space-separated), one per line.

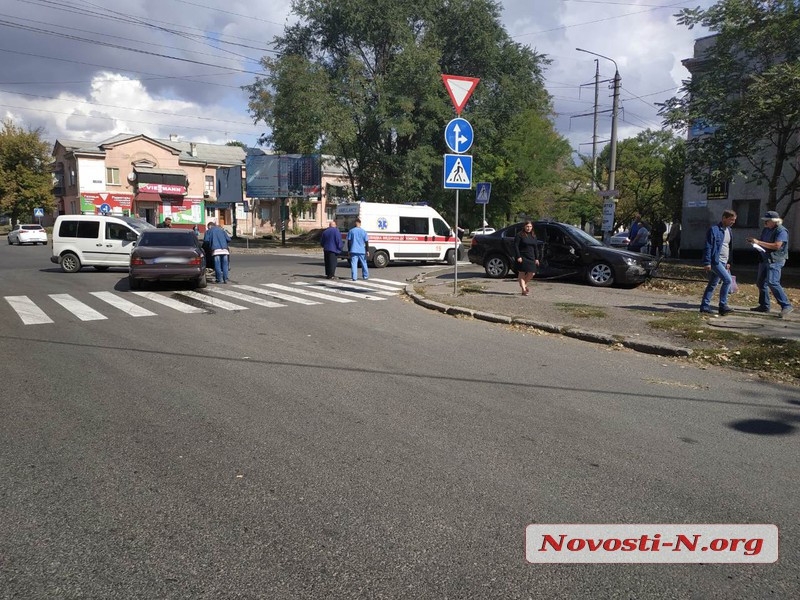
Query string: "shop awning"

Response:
xmin=135 ymin=192 xmax=161 ymax=202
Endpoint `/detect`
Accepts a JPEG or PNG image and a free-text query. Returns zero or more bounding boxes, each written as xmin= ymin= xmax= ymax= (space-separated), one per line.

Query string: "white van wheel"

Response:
xmin=445 ymin=249 xmax=456 ymax=265
xmin=372 ymin=250 xmax=389 ymax=268
xmin=60 ymin=252 xmax=81 ymax=273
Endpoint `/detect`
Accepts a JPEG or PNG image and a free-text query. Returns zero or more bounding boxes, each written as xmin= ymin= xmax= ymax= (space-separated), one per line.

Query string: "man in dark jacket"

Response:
xmin=700 ymin=209 xmax=736 ymax=316
xmin=320 ymin=221 xmax=343 ymax=279
xmin=157 ymin=216 xmax=172 ymax=228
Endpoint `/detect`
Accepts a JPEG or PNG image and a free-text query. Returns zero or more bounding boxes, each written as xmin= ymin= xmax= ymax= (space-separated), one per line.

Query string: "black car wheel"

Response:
xmin=59 ymin=252 xmax=81 ymax=273
xmin=372 ymin=250 xmax=389 ymax=268
xmin=129 ymin=275 xmax=142 ymax=290
xmin=587 ymin=262 xmax=614 ymax=287
xmin=195 ymin=272 xmax=207 ymax=289
xmin=484 ymin=254 xmax=509 ymax=279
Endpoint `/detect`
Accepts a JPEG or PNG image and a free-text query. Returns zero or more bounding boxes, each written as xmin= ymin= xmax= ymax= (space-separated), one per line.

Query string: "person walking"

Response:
xmin=514 ymin=221 xmax=540 ymax=296
xmin=320 ymin=220 xmax=343 ymax=279
xmin=346 ymin=218 xmax=369 ymax=281
xmin=204 ymin=221 xmax=232 ymax=284
xmin=699 ymin=209 xmax=736 ymax=316
xmin=747 ymin=210 xmax=793 ymax=318
xmin=651 ymin=220 xmax=667 ymax=257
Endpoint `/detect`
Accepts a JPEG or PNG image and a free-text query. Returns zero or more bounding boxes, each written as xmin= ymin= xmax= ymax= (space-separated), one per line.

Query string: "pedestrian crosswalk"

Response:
xmin=3 ymin=278 xmax=408 ymax=326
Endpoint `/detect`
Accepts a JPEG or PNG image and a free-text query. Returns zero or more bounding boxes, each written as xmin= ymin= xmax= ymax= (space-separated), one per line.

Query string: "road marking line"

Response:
xmin=356 ymin=277 xmax=407 ymax=287
xmin=233 ymin=284 xmax=321 ymax=305
xmin=50 ymin=294 xmax=107 ymax=321
xmin=176 ymin=291 xmax=249 ymax=311
xmin=332 ymin=279 xmax=401 ymax=293
xmin=207 ymin=288 xmax=287 ymax=308
xmin=130 ymin=291 xmax=207 ymax=313
xmin=295 ymin=281 xmax=386 ymax=301
xmin=4 ymin=296 xmax=53 ymax=325
xmin=264 ymin=283 xmax=355 ymax=303
xmin=90 ymin=292 xmax=157 ymax=317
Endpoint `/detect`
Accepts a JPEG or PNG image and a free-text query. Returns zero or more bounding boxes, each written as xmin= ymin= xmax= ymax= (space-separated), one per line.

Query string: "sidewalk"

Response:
xmin=407 ymin=264 xmax=800 ymax=357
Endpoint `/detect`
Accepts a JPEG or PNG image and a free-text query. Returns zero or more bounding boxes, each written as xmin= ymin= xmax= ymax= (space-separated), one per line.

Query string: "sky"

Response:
xmin=0 ymin=0 xmax=712 ymax=156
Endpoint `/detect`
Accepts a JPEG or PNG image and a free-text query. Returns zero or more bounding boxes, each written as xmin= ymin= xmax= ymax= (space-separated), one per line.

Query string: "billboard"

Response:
xmin=216 ymin=165 xmax=244 ymax=203
xmin=246 ymin=152 xmax=321 ymax=198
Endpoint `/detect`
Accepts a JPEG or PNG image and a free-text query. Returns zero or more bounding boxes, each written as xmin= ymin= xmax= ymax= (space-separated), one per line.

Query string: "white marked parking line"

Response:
xmin=176 ymin=291 xmax=249 ymax=311
xmin=130 ymin=291 xmax=207 ymax=313
xmin=5 ymin=296 xmax=53 ymax=325
xmin=90 ymin=292 xmax=157 ymax=317
xmin=264 ymin=283 xmax=355 ymax=303
xmin=208 ymin=288 xmax=287 ymax=308
xmin=233 ymin=284 xmax=320 ymax=306
xmin=50 ymin=294 xmax=107 ymax=321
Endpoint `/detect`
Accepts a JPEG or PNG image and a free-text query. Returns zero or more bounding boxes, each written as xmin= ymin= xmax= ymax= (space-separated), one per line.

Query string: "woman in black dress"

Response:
xmin=514 ymin=220 xmax=540 ymax=296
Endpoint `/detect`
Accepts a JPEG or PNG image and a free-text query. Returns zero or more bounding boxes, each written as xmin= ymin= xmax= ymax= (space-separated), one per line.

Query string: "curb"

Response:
xmin=404 ymin=283 xmax=693 ymax=358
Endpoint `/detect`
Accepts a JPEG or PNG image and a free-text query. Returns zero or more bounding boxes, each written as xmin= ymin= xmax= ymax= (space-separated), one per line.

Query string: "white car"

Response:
xmin=608 ymin=230 xmax=630 ymax=248
xmin=470 ymin=227 xmax=496 ymax=236
xmin=8 ymin=224 xmax=48 ymax=245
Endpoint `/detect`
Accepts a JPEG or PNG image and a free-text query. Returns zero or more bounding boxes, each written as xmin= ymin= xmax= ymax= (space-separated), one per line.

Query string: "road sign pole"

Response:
xmin=454 ymin=189 xmax=459 ymax=295
xmin=482 ymin=203 xmax=486 ymax=229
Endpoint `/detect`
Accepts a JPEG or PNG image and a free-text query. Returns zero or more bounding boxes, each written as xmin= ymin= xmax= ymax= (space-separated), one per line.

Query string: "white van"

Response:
xmin=50 ymin=214 xmax=156 ymax=273
xmin=335 ymin=202 xmax=462 ymax=268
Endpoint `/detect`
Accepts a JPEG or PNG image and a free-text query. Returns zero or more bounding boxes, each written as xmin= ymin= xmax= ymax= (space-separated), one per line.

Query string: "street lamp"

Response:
xmin=577 ymin=47 xmax=620 ymax=242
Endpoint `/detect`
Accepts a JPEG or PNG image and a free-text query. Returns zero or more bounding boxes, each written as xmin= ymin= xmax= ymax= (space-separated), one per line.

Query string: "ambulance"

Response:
xmin=335 ymin=201 xmax=462 ymax=268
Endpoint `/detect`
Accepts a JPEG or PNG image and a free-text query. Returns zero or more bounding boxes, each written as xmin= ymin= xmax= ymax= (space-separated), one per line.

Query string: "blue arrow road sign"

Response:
xmin=99 ymin=203 xmax=111 ymax=214
xmin=475 ymin=182 xmax=491 ymax=204
xmin=444 ymin=118 xmax=473 ymax=154
xmin=443 ymin=154 xmax=472 ymax=189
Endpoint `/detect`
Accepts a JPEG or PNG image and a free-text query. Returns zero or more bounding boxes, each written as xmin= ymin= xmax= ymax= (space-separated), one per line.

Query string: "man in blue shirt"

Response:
xmin=700 ymin=209 xmax=736 ymax=316
xmin=747 ymin=210 xmax=793 ymax=318
xmin=346 ymin=218 xmax=369 ymax=281
xmin=320 ymin=220 xmax=343 ymax=279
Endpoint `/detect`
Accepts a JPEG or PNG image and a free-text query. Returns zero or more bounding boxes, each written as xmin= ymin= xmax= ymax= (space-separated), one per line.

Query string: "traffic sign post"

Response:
xmin=442 ymin=74 xmax=480 ymax=294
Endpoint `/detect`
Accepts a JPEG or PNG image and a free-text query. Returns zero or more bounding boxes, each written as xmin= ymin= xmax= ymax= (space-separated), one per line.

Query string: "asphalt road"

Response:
xmin=1 ymin=243 xmax=798 ymax=598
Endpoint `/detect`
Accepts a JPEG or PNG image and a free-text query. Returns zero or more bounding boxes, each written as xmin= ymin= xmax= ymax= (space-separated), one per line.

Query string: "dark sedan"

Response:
xmin=467 ymin=221 xmax=657 ymax=287
xmin=129 ymin=229 xmax=206 ymax=290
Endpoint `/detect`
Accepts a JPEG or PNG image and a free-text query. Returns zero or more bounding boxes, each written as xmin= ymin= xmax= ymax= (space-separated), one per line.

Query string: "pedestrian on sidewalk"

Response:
xmin=628 ymin=220 xmax=650 ymax=253
xmin=514 ymin=221 xmax=540 ymax=296
xmin=320 ymin=220 xmax=343 ymax=279
xmin=747 ymin=210 xmax=793 ymax=318
xmin=204 ymin=221 xmax=232 ymax=284
xmin=700 ymin=209 xmax=736 ymax=316
xmin=346 ymin=218 xmax=369 ymax=281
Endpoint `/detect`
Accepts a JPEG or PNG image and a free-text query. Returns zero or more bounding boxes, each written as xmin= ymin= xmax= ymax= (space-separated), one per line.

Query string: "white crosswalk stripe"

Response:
xmin=206 ymin=288 xmax=286 ymax=308
xmin=4 ymin=296 xmax=53 ymax=325
xmin=233 ymin=284 xmax=321 ymax=305
xmin=297 ymin=281 xmax=388 ymax=300
xmin=176 ymin=291 xmax=249 ymax=311
xmin=50 ymin=294 xmax=107 ymax=321
xmin=3 ymin=277 xmax=409 ymax=325
xmin=130 ymin=291 xmax=207 ymax=313
xmin=90 ymin=291 xmax=157 ymax=317
xmin=263 ymin=283 xmax=356 ymax=303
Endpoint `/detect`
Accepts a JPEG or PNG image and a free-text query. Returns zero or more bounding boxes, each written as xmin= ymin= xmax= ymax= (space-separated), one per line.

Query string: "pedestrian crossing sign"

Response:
xmin=443 ymin=154 xmax=472 ymax=189
xmin=475 ymin=182 xmax=491 ymax=204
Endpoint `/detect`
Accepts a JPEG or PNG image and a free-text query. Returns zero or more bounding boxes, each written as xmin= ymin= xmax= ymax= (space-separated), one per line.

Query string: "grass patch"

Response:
xmin=554 ymin=302 xmax=607 ymax=319
xmin=649 ymin=310 xmax=800 ymax=380
xmin=458 ymin=282 xmax=487 ymax=295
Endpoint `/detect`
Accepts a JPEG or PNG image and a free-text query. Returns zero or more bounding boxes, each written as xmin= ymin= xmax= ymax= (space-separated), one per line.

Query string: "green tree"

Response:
xmin=0 ymin=120 xmax=53 ymax=224
xmin=244 ymin=0 xmax=558 ymax=218
xmin=659 ymin=0 xmax=800 ymax=215
xmin=596 ymin=129 xmax=685 ymax=229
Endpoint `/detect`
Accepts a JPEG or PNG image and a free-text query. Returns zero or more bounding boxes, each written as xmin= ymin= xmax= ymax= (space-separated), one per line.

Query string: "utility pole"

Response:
xmin=591 ymin=59 xmax=599 ymax=191
xmin=577 ymin=48 xmax=621 ymax=243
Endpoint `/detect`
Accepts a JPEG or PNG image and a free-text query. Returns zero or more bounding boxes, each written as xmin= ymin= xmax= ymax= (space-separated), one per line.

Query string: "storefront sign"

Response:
xmin=138 ymin=183 xmax=187 ymax=195
xmin=80 ymin=192 xmax=133 ymax=214
xmin=161 ymin=197 xmax=204 ymax=225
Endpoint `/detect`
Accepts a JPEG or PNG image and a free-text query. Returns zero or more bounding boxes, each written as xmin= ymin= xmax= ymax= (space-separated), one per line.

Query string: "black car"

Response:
xmin=467 ymin=221 xmax=657 ymax=287
xmin=129 ymin=229 xmax=207 ymax=290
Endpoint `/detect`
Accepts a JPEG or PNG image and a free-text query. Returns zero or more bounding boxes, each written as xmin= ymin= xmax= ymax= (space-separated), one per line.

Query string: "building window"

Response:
xmin=206 ymin=207 xmax=216 ymax=218
xmin=205 ymin=175 xmax=214 ymax=196
xmin=731 ymin=199 xmax=761 ymax=228
xmin=326 ymin=204 xmax=336 ymax=221
xmin=300 ymin=205 xmax=317 ymax=221
xmin=106 ymin=167 xmax=120 ymax=185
